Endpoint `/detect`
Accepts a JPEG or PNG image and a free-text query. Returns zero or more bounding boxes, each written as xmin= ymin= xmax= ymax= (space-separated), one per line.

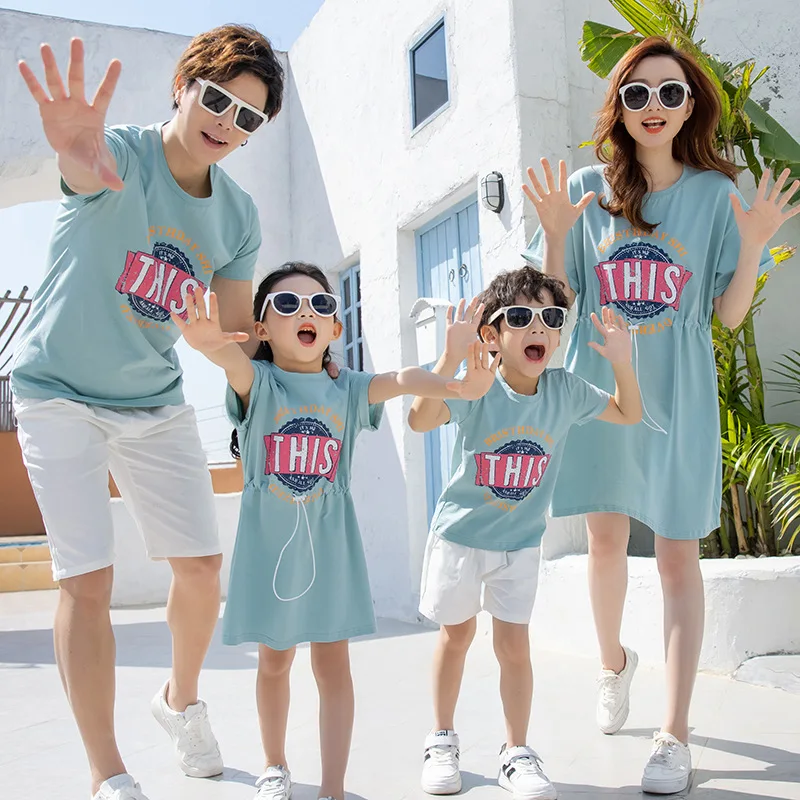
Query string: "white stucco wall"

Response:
xmin=288 ymin=0 xmax=532 ymax=618
xmin=0 ymin=9 xmax=293 ymax=271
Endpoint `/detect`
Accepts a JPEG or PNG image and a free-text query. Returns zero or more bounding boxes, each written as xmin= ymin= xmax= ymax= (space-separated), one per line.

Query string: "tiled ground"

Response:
xmin=0 ymin=591 xmax=798 ymax=800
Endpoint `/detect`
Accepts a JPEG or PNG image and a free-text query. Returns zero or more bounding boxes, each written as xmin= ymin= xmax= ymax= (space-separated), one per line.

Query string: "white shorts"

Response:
xmin=419 ymin=532 xmax=541 ymax=626
xmin=14 ymin=397 xmax=220 ymax=581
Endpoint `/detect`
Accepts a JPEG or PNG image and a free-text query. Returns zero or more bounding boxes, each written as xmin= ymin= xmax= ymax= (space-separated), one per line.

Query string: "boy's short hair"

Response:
xmin=173 ymin=24 xmax=284 ymax=120
xmin=479 ymin=266 xmax=570 ymax=333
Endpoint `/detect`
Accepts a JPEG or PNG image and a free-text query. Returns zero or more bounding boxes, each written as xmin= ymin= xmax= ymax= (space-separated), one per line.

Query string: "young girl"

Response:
xmin=174 ymin=261 xmax=497 ymax=800
xmin=523 ymin=37 xmax=799 ymax=794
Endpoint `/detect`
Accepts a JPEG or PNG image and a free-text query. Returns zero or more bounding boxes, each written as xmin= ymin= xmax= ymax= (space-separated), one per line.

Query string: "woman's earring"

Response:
xmin=240 ymin=139 xmax=248 ymax=147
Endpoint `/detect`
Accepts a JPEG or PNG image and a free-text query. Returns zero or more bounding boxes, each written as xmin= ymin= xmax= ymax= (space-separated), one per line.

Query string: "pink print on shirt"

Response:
xmin=474 ymin=439 xmax=550 ymax=502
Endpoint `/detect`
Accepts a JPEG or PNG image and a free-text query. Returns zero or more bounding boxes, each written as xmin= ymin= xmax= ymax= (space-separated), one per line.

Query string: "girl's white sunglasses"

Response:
xmin=195 ymin=79 xmax=268 ymax=134
xmin=260 ymin=291 xmax=341 ymax=321
xmin=619 ymin=80 xmax=691 ymax=112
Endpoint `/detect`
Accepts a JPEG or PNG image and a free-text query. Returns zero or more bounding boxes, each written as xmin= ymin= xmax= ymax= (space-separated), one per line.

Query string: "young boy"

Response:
xmin=408 ymin=266 xmax=642 ymax=799
xmin=12 ymin=26 xmax=284 ymax=800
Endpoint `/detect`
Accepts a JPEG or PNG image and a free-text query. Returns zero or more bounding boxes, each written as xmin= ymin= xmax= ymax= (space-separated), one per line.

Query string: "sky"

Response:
xmin=0 ymin=0 xmax=324 ymax=460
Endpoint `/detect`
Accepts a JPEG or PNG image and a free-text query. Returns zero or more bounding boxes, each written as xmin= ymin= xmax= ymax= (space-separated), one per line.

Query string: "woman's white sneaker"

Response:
xmin=641 ymin=731 xmax=692 ymax=794
xmin=498 ymin=745 xmax=558 ymax=800
xmin=254 ymin=765 xmax=293 ymax=799
xmin=92 ymin=774 xmax=150 ymax=800
xmin=596 ymin=646 xmax=638 ymax=734
xmin=421 ymin=729 xmax=462 ymax=795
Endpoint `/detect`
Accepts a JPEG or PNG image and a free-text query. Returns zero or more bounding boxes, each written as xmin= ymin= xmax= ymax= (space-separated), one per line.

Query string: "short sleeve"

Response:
xmin=714 ymin=186 xmax=775 ymax=297
xmin=225 ymin=360 xmax=271 ymax=434
xmin=345 ymin=368 xmax=384 ymax=433
xmin=215 ymin=201 xmax=262 ymax=281
xmin=60 ymin=127 xmax=134 ymax=200
xmin=522 ymin=172 xmax=586 ymax=294
xmin=565 ymin=371 xmax=611 ymax=426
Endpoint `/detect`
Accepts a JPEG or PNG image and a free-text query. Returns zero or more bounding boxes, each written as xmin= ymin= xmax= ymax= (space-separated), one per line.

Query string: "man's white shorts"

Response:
xmin=14 ymin=397 xmax=220 ymax=581
xmin=419 ymin=531 xmax=541 ymax=626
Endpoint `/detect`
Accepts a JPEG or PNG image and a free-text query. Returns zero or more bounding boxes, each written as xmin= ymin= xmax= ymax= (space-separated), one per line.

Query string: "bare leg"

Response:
xmin=164 ymin=555 xmax=222 ymax=711
xmin=257 ymin=645 xmax=296 ymax=770
xmin=55 ymin=568 xmax=126 ymax=796
xmin=492 ymin=619 xmax=533 ymax=747
xmin=311 ymin=640 xmax=354 ymax=800
xmin=587 ymin=512 xmax=630 ymax=673
xmin=431 ymin=618 xmax=477 ymax=731
xmin=655 ymin=536 xmax=704 ymax=744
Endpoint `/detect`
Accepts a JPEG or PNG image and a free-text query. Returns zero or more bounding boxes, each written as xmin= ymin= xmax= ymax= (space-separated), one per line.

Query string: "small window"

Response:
xmin=341 ymin=265 xmax=363 ymax=371
xmin=411 ymin=21 xmax=449 ymax=128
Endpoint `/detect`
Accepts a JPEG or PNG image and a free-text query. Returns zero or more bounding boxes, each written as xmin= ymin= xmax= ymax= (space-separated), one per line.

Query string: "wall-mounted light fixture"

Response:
xmin=480 ymin=171 xmax=505 ymax=213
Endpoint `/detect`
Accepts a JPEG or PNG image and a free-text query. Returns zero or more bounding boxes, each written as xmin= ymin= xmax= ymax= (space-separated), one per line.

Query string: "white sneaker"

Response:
xmin=596 ymin=646 xmax=638 ymax=735
xmin=254 ymin=765 xmax=292 ymax=799
xmin=421 ymin=729 xmax=462 ymax=794
xmin=151 ymin=680 xmax=223 ymax=778
xmin=93 ymin=774 xmax=150 ymax=800
xmin=641 ymin=731 xmax=692 ymax=794
xmin=498 ymin=745 xmax=557 ymax=800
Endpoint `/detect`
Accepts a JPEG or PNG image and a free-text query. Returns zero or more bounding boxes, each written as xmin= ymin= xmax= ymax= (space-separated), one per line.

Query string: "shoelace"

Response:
xmin=255 ymin=771 xmax=289 ymax=799
xmin=273 ymin=495 xmax=315 ymax=602
xmin=597 ymin=672 xmax=623 ymax=706
xmin=427 ymin=744 xmax=459 ymax=765
xmin=179 ymin=707 xmax=212 ymax=755
xmin=506 ymin=751 xmax=545 ymax=776
xmin=649 ymin=735 xmax=679 ymax=767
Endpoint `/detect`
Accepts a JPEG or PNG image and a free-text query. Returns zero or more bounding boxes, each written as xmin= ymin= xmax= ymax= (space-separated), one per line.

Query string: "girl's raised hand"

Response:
xmin=447 ymin=342 xmax=500 ymax=400
xmin=172 ymin=288 xmax=250 ymax=354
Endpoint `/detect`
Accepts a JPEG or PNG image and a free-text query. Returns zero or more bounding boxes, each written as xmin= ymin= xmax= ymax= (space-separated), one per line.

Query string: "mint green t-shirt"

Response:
xmin=431 ymin=368 xmax=610 ymax=551
xmin=11 ymin=124 xmax=260 ymax=407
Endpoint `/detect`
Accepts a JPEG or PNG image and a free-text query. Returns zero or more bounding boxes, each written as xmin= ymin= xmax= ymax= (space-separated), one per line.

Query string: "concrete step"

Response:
xmin=0 ymin=537 xmax=50 ymax=565
xmin=0 ymin=561 xmax=57 ymax=592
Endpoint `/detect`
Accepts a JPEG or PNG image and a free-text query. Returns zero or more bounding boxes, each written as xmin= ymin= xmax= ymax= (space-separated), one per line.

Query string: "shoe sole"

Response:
xmin=421 ymin=777 xmax=462 ymax=795
xmin=641 ymin=775 xmax=690 ymax=795
xmin=498 ymin=772 xmax=558 ymax=800
xmin=151 ymin=694 xmax=224 ymax=779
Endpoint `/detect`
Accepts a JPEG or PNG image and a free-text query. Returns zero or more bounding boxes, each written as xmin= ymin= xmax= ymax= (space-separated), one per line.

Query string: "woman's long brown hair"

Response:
xmin=594 ymin=37 xmax=737 ymax=232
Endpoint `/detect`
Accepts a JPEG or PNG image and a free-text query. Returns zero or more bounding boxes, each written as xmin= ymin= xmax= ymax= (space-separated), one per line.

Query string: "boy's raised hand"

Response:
xmin=19 ymin=38 xmax=124 ymax=191
xmin=447 ymin=342 xmax=500 ymax=400
xmin=172 ymin=287 xmax=250 ymax=354
xmin=444 ymin=297 xmax=484 ymax=360
xmin=588 ymin=307 xmax=632 ymax=364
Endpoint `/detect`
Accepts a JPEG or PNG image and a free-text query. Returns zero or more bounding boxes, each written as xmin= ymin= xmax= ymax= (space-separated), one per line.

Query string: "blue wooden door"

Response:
xmin=416 ymin=198 xmax=482 ymax=521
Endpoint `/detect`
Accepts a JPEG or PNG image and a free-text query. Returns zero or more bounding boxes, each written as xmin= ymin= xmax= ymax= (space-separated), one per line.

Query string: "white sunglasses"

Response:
xmin=260 ymin=291 xmax=341 ymax=322
xmin=195 ymin=79 xmax=268 ymax=134
xmin=488 ymin=305 xmax=567 ymax=331
xmin=618 ymin=80 xmax=691 ymax=112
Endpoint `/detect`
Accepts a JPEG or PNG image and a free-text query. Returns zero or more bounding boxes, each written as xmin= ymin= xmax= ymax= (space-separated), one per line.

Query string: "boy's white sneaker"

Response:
xmin=498 ymin=745 xmax=558 ymax=800
xmin=151 ymin=680 xmax=223 ymax=777
xmin=421 ymin=729 xmax=462 ymax=794
xmin=596 ymin=646 xmax=638 ymax=734
xmin=641 ymin=731 xmax=692 ymax=794
xmin=92 ymin=774 xmax=150 ymax=800
xmin=254 ymin=765 xmax=293 ymax=799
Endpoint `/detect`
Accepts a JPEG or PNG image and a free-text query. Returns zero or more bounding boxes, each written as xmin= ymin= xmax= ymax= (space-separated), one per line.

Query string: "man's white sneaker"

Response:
xmin=641 ymin=731 xmax=692 ymax=794
xmin=421 ymin=729 xmax=462 ymax=795
xmin=596 ymin=646 xmax=638 ymax=735
xmin=92 ymin=774 xmax=150 ymax=800
xmin=498 ymin=745 xmax=558 ymax=800
xmin=254 ymin=765 xmax=293 ymax=799
xmin=151 ymin=680 xmax=223 ymax=778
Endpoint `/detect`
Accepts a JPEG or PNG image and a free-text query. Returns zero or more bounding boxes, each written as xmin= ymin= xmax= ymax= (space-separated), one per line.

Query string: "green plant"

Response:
xmin=579 ymin=0 xmax=800 ymax=556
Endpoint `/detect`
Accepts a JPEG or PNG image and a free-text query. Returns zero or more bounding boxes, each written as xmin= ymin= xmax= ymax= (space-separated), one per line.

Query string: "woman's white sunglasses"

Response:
xmin=619 ymin=80 xmax=691 ymax=112
xmin=195 ymin=79 xmax=268 ymax=134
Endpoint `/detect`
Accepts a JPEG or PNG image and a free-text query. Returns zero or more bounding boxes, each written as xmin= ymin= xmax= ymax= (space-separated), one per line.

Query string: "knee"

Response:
xmin=440 ymin=620 xmax=476 ymax=654
xmin=258 ymin=646 xmax=295 ymax=680
xmin=60 ymin=568 xmax=113 ymax=610
xmin=587 ymin=515 xmax=630 ymax=560
xmin=310 ymin=642 xmax=351 ymax=687
xmin=657 ymin=544 xmax=700 ymax=590
xmin=171 ymin=554 xmax=222 ymax=590
xmin=493 ymin=628 xmax=530 ymax=667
